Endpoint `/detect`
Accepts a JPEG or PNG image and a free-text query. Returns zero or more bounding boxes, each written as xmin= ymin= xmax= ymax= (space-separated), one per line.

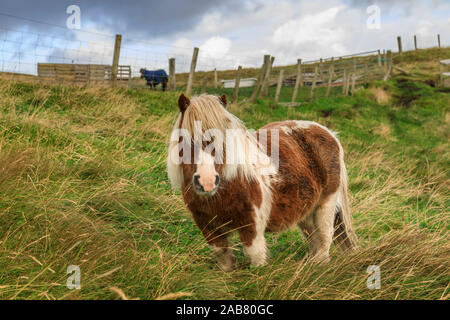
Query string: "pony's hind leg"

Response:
xmin=298 ymin=211 xmax=317 ymax=253
xmin=299 ymin=192 xmax=338 ymax=263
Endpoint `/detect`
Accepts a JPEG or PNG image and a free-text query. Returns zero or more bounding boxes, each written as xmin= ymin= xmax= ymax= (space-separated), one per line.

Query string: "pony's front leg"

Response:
xmin=240 ymin=228 xmax=268 ymax=267
xmin=192 ymin=214 xmax=237 ymax=272
xmin=204 ymin=229 xmax=236 ymax=271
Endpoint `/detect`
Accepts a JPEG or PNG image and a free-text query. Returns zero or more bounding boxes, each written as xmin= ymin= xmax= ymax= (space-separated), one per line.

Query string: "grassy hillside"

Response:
xmin=174 ymin=47 xmax=449 ymax=89
xmin=0 ymin=48 xmax=449 ymax=300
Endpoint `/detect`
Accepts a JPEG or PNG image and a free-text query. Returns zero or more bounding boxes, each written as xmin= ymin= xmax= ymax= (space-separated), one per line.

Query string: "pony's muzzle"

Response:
xmin=193 ymin=173 xmax=219 ymax=195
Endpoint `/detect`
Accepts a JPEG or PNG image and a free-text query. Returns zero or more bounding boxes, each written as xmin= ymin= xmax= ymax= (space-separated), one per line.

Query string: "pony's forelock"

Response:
xmin=167 ymin=94 xmax=273 ymax=190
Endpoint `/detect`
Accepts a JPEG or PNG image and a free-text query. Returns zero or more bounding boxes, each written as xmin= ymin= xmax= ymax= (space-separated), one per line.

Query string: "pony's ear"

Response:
xmin=178 ymin=93 xmax=190 ymax=113
xmin=219 ymin=94 xmax=228 ymax=108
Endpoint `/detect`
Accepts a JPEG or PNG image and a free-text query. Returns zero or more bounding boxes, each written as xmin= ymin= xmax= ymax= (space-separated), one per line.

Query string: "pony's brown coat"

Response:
xmin=181 ymin=164 xmax=261 ymax=247
xmin=180 ymin=121 xmax=340 ymax=245
xmin=262 ymin=122 xmax=340 ymax=232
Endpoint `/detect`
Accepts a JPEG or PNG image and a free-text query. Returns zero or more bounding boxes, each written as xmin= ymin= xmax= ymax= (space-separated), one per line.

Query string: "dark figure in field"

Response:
xmin=140 ymin=68 xmax=168 ymax=91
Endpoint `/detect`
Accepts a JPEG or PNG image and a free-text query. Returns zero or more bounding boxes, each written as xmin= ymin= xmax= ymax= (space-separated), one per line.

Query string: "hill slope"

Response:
xmin=0 ymin=48 xmax=449 ymax=300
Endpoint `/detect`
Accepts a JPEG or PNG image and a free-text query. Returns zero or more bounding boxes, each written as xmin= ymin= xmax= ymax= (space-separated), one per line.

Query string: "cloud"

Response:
xmin=199 ymin=36 xmax=232 ymax=59
xmin=0 ymin=0 xmax=449 ymax=74
xmin=272 ymin=7 xmax=344 ymax=45
xmin=270 ymin=6 xmax=347 ymax=60
xmin=0 ymin=0 xmax=241 ymax=37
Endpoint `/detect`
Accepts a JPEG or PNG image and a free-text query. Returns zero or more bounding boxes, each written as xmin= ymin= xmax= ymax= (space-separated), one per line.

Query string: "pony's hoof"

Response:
xmin=217 ymin=262 xmax=236 ymax=272
xmin=217 ymin=256 xmax=237 ymax=272
xmin=309 ymin=254 xmax=330 ymax=265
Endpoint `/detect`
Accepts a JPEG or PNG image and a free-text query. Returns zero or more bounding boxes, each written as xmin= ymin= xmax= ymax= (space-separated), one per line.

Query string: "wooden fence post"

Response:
xmin=350 ymin=74 xmax=356 ymax=95
xmin=186 ymin=47 xmax=199 ymax=96
xmin=168 ymin=58 xmax=176 ymax=91
xmin=377 ymin=50 xmax=382 ymax=67
xmin=310 ymin=66 xmax=319 ymax=100
xmin=201 ymin=77 xmax=207 ymax=93
xmin=364 ymin=63 xmax=369 ymax=83
xmin=274 ymin=69 xmax=284 ymax=103
xmin=326 ymin=64 xmax=334 ymax=97
xmin=437 ymin=34 xmax=441 ymax=48
xmin=342 ymin=68 xmax=347 ymax=95
xmin=260 ymin=56 xmax=275 ymax=98
xmin=214 ymin=68 xmax=218 ymax=88
xmin=291 ymin=59 xmax=302 ymax=103
xmin=250 ymin=55 xmax=270 ymax=102
xmin=111 ymin=34 xmax=122 ymax=88
xmin=319 ymin=58 xmax=323 ymax=76
xmin=414 ymin=35 xmax=418 ymax=50
xmin=397 ymin=36 xmax=402 ymax=55
xmin=383 ymin=50 xmax=392 ymax=81
xmin=232 ymin=66 xmax=242 ymax=103
xmin=345 ymin=72 xmax=351 ymax=96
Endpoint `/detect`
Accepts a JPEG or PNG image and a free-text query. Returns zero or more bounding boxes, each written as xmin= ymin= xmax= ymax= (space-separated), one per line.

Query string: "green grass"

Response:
xmin=0 ymin=48 xmax=449 ymax=300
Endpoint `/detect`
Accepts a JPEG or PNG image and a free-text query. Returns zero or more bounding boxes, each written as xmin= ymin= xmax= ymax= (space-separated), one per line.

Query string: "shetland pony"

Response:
xmin=167 ymin=93 xmax=357 ymax=271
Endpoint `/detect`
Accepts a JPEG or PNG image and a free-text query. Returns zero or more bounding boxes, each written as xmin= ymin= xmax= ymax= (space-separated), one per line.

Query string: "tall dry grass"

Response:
xmin=0 ymin=66 xmax=448 ymax=300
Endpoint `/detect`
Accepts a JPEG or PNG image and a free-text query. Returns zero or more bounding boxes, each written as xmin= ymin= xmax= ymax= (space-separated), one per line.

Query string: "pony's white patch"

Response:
xmin=244 ymin=232 xmax=267 ymax=266
xmin=293 ymin=120 xmax=316 ymax=129
xmin=243 ymin=174 xmax=273 ymax=266
xmin=195 ymin=149 xmax=218 ymax=193
xmin=293 ymin=120 xmax=339 ymax=140
xmin=197 ymin=148 xmax=215 ymax=165
xmin=280 ymin=126 xmax=292 ymax=135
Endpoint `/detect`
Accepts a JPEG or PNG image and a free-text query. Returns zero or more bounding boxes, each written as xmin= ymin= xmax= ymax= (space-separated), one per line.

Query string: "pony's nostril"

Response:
xmin=215 ymin=174 xmax=220 ymax=186
xmin=193 ymin=174 xmax=200 ymax=186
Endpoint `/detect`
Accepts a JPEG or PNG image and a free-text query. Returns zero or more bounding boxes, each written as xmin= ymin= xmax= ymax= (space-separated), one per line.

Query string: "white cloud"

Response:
xmin=270 ymin=6 xmax=348 ymax=62
xmin=199 ymin=36 xmax=232 ymax=59
xmin=271 ymin=7 xmax=345 ymax=46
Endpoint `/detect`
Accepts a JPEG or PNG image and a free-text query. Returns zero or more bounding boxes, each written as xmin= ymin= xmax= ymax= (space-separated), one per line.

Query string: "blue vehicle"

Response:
xmin=140 ymin=68 xmax=168 ymax=91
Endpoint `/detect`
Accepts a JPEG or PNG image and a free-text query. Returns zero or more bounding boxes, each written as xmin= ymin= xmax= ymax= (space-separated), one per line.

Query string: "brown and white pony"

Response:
xmin=167 ymin=93 xmax=357 ymax=271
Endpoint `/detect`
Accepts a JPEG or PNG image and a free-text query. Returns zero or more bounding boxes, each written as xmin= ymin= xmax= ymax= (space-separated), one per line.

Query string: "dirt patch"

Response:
xmin=369 ymin=87 xmax=390 ymax=104
xmin=422 ymin=79 xmax=436 ymax=87
xmin=320 ymin=109 xmax=333 ymax=117
xmin=373 ymin=123 xmax=392 ymax=137
xmin=394 ymin=79 xmax=423 ymax=108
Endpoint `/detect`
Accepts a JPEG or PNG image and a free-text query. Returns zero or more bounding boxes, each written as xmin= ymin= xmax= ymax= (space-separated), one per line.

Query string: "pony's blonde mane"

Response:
xmin=167 ymin=94 xmax=273 ymax=190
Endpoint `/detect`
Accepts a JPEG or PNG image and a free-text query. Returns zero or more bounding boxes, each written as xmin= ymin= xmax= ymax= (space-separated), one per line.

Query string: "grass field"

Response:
xmin=0 ymin=48 xmax=449 ymax=300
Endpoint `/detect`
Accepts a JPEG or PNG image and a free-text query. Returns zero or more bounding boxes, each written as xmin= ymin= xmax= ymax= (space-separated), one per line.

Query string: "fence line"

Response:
xmin=0 ymin=26 xmax=445 ymax=103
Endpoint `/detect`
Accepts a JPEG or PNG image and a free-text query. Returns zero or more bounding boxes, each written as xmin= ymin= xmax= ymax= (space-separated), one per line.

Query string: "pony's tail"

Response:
xmin=333 ymin=143 xmax=358 ymax=250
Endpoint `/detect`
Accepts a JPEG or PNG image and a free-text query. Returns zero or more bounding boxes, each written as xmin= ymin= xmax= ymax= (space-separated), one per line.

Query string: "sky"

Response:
xmin=0 ymin=0 xmax=448 ymax=75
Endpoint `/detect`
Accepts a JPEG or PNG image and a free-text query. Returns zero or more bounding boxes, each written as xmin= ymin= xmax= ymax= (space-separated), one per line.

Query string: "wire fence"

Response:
xmin=0 ymin=26 xmax=261 ymax=77
xmin=0 ymin=17 xmax=445 ymax=104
